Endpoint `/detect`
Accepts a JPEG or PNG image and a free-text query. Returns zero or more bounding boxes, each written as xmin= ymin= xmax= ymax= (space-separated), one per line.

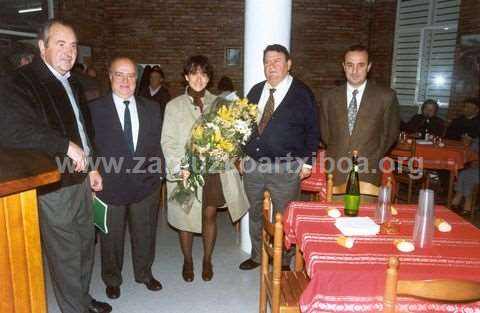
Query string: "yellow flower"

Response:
xmin=213 ymin=128 xmax=223 ymax=142
xmin=219 ymin=139 xmax=234 ymax=153
xmin=192 ymin=126 xmax=204 ymax=139
xmin=217 ymin=105 xmax=234 ymax=123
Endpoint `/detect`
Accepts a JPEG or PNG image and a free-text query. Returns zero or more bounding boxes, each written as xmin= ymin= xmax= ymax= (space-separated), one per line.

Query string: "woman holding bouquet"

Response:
xmin=161 ymin=55 xmax=249 ymax=282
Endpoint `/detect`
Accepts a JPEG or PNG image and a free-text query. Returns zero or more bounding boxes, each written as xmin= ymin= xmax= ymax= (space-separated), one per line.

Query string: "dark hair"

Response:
xmin=344 ymin=44 xmax=370 ymax=62
xmin=38 ymin=19 xmax=75 ymax=46
xmin=421 ymin=99 xmax=439 ymax=114
xmin=217 ymin=76 xmax=234 ymax=92
xmin=464 ymin=97 xmax=480 ymax=109
xmin=183 ymin=55 xmax=213 ymax=79
xmin=263 ymin=44 xmax=290 ymax=61
xmin=150 ymin=66 xmax=165 ymax=79
xmin=8 ymin=42 xmax=36 ymax=68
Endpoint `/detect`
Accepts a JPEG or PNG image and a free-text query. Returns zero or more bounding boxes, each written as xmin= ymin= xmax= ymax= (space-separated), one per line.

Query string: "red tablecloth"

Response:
xmin=391 ymin=139 xmax=478 ymax=174
xmin=283 ymin=201 xmax=480 ymax=313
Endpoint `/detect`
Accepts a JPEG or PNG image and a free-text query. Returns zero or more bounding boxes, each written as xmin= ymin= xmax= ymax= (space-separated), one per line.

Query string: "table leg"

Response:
xmin=448 ymin=170 xmax=454 ymax=208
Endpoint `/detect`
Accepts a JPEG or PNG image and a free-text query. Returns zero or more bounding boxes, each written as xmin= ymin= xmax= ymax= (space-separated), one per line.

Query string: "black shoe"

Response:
xmin=239 ymin=258 xmax=260 ymax=270
xmin=88 ymin=299 xmax=112 ymax=313
xmin=281 ymin=265 xmax=291 ymax=271
xmin=106 ymin=286 xmax=120 ymax=299
xmin=144 ymin=278 xmax=163 ymax=291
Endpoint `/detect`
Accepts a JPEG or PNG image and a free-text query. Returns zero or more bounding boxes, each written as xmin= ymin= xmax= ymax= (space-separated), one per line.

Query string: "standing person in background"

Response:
xmin=139 ymin=66 xmax=171 ymax=116
xmin=0 ymin=19 xmax=111 ymax=313
xmin=320 ymin=44 xmax=400 ymax=187
xmin=162 ymin=55 xmax=249 ymax=282
xmin=217 ymin=75 xmax=236 ymax=99
xmin=239 ymin=44 xmax=319 ymax=271
xmin=88 ymin=57 xmax=165 ymax=300
xmin=406 ymin=99 xmax=445 ymax=138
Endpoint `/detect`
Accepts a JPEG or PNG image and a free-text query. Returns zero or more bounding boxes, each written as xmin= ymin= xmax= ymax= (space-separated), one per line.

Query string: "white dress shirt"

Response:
xmin=112 ymin=93 xmax=139 ymax=150
xmin=257 ymin=74 xmax=293 ymax=123
xmin=149 ymin=86 xmax=160 ymax=96
xmin=346 ymin=80 xmax=367 ymax=109
xmin=45 ymin=63 xmax=91 ymax=156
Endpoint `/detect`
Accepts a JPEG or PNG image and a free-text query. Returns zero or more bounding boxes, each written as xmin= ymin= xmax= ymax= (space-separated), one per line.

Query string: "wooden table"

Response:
xmin=283 ymin=201 xmax=480 ymax=313
xmin=391 ymin=139 xmax=478 ymax=207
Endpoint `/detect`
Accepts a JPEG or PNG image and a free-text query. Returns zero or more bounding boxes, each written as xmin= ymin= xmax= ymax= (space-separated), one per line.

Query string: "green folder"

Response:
xmin=93 ymin=196 xmax=108 ymax=234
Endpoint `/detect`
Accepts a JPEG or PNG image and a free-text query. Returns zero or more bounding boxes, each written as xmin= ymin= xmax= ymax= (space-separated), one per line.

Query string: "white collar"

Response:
xmin=45 ymin=62 xmax=71 ymax=82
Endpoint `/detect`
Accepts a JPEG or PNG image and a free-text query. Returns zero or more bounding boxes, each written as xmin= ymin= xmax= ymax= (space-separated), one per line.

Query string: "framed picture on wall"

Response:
xmin=225 ymin=47 xmax=241 ymax=67
xmin=77 ymin=44 xmax=92 ymax=66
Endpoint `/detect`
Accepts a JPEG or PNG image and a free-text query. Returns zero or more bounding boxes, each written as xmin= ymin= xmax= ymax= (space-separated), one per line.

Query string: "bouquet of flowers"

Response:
xmin=170 ymin=96 xmax=258 ymax=212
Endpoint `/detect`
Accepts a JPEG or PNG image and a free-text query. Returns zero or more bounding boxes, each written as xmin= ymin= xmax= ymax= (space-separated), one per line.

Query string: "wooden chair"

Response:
xmin=326 ymin=174 xmax=392 ymax=202
xmin=383 ymin=256 xmax=480 ymax=313
xmin=259 ymin=192 xmax=309 ymax=313
xmin=389 ymin=140 xmax=426 ymax=203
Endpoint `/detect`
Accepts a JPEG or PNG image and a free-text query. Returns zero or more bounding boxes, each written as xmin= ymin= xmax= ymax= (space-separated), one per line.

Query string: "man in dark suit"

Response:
xmin=138 ymin=66 xmax=171 ymax=117
xmin=320 ymin=44 xmax=400 ymax=186
xmin=0 ymin=20 xmax=110 ymax=313
xmin=88 ymin=57 xmax=165 ymax=299
xmin=239 ymin=44 xmax=320 ymax=270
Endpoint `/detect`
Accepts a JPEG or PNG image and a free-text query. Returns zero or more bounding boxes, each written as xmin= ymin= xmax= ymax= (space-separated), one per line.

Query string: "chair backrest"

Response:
xmin=383 ymin=256 xmax=480 ymax=313
xmin=326 ymin=174 xmax=391 ymax=202
xmin=261 ymin=191 xmax=284 ymax=312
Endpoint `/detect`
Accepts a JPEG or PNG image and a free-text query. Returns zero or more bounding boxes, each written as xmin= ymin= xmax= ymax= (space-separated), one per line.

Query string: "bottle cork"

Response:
xmin=394 ymin=239 xmax=415 ymax=253
xmin=337 ymin=235 xmax=354 ymax=248
xmin=327 ymin=207 xmax=341 ymax=218
xmin=434 ymin=218 xmax=452 ymax=232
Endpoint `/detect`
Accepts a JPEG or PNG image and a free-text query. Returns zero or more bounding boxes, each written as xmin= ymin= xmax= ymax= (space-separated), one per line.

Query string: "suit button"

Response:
xmin=256 ymin=148 xmax=260 ymax=152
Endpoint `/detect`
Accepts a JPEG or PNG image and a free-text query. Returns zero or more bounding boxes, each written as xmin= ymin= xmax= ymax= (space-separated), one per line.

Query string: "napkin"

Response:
xmin=334 ymin=217 xmax=380 ymax=236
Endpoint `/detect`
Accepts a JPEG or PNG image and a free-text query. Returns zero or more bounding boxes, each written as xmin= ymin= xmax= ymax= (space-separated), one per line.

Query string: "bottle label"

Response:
xmin=344 ymin=194 xmax=360 ymax=216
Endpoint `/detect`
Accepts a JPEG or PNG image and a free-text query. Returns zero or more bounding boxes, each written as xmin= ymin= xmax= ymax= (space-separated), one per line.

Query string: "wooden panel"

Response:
xmin=0 ymin=189 xmax=46 ymax=313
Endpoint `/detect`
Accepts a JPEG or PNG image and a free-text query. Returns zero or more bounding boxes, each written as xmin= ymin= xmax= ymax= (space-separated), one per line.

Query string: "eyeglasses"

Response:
xmin=112 ymin=72 xmax=136 ymax=80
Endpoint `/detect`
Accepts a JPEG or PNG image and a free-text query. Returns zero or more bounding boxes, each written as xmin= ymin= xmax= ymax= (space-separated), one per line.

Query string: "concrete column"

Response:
xmin=241 ymin=0 xmax=292 ymax=253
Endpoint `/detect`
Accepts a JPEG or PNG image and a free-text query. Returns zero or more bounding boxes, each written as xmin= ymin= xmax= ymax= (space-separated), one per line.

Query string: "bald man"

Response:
xmin=88 ymin=57 xmax=165 ymax=300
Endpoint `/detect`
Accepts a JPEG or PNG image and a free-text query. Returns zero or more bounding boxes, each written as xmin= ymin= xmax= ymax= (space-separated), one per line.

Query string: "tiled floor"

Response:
xmin=45 ymin=209 xmax=259 ymax=313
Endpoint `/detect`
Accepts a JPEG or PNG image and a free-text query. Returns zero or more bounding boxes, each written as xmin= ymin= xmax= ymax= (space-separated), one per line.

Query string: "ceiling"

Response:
xmin=0 ymin=0 xmax=49 ymax=33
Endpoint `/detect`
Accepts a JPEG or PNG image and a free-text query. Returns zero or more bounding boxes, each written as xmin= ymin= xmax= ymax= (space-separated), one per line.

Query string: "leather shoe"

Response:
xmin=144 ymin=278 xmax=163 ymax=291
xmin=202 ymin=261 xmax=213 ymax=281
xmin=182 ymin=261 xmax=194 ymax=282
xmin=88 ymin=299 xmax=112 ymax=313
xmin=105 ymin=285 xmax=120 ymax=299
xmin=281 ymin=265 xmax=291 ymax=271
xmin=239 ymin=258 xmax=260 ymax=270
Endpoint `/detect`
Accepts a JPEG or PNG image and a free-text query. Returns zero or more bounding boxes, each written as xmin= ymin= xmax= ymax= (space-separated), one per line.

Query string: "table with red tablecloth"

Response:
xmin=283 ymin=201 xmax=480 ymax=313
xmin=390 ymin=139 xmax=478 ymax=207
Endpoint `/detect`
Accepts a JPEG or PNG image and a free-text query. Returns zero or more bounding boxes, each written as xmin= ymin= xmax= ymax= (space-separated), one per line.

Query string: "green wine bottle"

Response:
xmin=344 ymin=150 xmax=360 ymax=217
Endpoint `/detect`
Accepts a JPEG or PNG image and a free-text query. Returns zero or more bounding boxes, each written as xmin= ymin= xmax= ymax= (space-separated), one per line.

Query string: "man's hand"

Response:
xmin=67 ymin=141 xmax=87 ymax=172
xmin=89 ymin=171 xmax=103 ymax=192
xmin=299 ymin=165 xmax=312 ymax=180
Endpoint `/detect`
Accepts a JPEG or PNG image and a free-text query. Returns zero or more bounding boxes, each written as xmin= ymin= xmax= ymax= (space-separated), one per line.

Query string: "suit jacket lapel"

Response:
xmin=336 ymin=84 xmax=349 ymax=136
xmin=135 ymin=96 xmax=147 ymax=156
xmin=352 ymin=81 xmax=374 ymax=138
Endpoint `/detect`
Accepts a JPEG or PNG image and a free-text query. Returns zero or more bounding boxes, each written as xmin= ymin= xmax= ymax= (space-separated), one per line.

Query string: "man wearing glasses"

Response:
xmin=88 ymin=57 xmax=165 ymax=300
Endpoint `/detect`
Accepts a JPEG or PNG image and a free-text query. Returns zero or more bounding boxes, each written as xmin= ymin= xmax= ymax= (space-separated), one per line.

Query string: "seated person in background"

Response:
xmin=445 ymin=97 xmax=480 ymax=140
xmin=406 ymin=99 xmax=445 ymax=138
xmin=216 ymin=75 xmax=236 ymax=99
xmin=451 ymin=137 xmax=479 ymax=216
